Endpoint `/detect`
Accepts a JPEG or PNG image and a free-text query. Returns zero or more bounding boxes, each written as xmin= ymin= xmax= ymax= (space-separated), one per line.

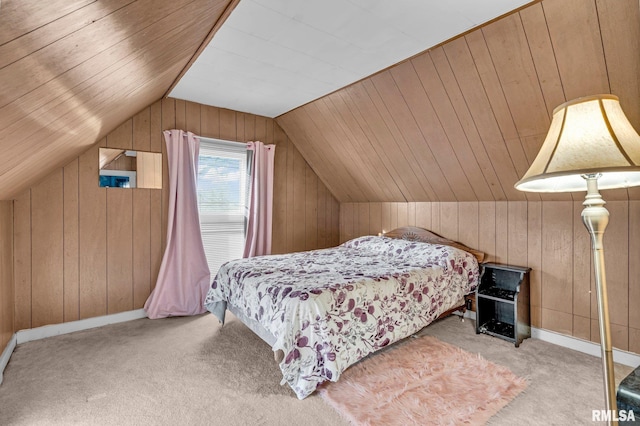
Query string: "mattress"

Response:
xmin=204 ymin=235 xmax=480 ymax=398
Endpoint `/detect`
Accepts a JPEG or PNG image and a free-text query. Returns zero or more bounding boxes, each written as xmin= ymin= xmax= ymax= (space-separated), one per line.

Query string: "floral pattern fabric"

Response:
xmin=204 ymin=236 xmax=479 ymax=399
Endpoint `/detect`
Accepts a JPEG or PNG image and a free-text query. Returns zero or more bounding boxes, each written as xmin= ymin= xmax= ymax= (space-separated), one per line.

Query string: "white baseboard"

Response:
xmin=1 ymin=309 xmax=147 ymax=385
xmin=16 ymin=309 xmax=147 ymax=344
xmin=0 ymin=333 xmax=17 ymax=385
xmin=456 ymin=309 xmax=640 ymax=368
xmin=532 ymin=327 xmax=640 ymax=368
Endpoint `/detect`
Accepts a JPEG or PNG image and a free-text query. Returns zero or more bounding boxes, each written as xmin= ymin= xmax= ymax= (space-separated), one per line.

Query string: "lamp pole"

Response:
xmin=581 ymin=174 xmax=617 ymax=425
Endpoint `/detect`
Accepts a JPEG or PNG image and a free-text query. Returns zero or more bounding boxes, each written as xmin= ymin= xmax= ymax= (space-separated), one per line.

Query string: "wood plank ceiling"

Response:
xmin=0 ymin=0 xmax=233 ymax=200
xmin=276 ymin=0 xmax=640 ymax=203
xmin=1 ymin=0 xmax=639 ymax=204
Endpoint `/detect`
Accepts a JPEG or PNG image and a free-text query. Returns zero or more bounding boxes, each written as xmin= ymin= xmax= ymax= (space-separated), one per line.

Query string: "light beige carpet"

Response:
xmin=0 ymin=313 xmax=633 ymax=425
xmin=319 ymin=335 xmax=527 ymax=426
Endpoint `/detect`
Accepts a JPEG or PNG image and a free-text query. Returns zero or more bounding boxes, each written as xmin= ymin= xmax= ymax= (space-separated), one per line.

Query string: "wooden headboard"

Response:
xmin=381 ymin=226 xmax=485 ymax=263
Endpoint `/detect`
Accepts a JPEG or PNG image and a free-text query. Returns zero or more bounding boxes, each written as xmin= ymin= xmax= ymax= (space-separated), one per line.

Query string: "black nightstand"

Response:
xmin=475 ymin=263 xmax=531 ymax=347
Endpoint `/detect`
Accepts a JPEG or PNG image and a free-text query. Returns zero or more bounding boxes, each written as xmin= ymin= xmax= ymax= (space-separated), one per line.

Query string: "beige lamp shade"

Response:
xmin=515 ymin=94 xmax=640 ymax=192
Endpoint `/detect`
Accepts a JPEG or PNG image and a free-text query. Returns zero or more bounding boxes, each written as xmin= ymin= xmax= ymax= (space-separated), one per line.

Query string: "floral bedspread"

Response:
xmin=204 ymin=236 xmax=479 ymax=399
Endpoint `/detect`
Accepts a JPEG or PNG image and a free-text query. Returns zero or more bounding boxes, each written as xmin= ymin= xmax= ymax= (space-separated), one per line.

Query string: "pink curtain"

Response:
xmin=144 ymin=130 xmax=210 ymax=319
xmin=243 ymin=141 xmax=276 ymax=258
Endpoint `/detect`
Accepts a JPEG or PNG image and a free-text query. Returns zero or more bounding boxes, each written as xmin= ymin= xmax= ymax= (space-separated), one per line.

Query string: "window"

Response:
xmin=197 ymin=138 xmax=250 ymax=277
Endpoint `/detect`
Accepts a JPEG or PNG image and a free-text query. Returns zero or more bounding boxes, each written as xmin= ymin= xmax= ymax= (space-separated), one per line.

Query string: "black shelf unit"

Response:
xmin=475 ymin=263 xmax=531 ymax=347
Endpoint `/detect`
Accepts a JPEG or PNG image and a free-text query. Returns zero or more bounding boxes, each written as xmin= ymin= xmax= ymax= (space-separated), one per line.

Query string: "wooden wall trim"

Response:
xmin=0 ymin=202 xmax=14 ymax=355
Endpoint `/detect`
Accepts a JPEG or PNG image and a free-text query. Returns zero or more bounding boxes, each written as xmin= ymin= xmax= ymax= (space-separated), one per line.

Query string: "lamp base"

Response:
xmin=582 ymin=174 xmax=617 ymax=425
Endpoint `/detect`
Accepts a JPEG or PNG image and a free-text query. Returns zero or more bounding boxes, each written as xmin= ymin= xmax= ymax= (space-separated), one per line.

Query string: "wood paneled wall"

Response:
xmin=0 ymin=0 xmax=233 ymax=201
xmin=12 ymin=98 xmax=339 ymax=331
xmin=277 ymin=0 xmax=640 ymax=203
xmin=341 ymin=201 xmax=640 ymax=355
xmin=0 ymin=202 xmax=14 ymax=353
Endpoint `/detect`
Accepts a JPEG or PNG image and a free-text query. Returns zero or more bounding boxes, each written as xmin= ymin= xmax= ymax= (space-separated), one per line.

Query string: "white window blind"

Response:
xmin=197 ymin=138 xmax=249 ymax=277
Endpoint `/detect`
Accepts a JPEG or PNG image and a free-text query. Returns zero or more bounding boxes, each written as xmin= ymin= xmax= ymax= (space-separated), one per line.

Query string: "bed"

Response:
xmin=204 ymin=227 xmax=484 ymax=399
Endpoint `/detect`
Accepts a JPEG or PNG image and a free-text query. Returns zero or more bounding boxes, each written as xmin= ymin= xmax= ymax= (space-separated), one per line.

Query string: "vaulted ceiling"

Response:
xmin=0 ymin=0 xmax=233 ymax=200
xmin=276 ymin=0 xmax=640 ymax=202
xmin=2 ymin=0 xmax=639 ymax=203
xmin=168 ymin=0 xmax=533 ymax=118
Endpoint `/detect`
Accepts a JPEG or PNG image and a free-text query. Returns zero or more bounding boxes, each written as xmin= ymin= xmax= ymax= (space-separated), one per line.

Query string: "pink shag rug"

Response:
xmin=318 ymin=335 xmax=527 ymax=426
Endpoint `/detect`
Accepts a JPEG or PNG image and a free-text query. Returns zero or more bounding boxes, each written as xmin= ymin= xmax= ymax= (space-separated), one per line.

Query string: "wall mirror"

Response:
xmin=99 ymin=148 xmax=162 ymax=189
